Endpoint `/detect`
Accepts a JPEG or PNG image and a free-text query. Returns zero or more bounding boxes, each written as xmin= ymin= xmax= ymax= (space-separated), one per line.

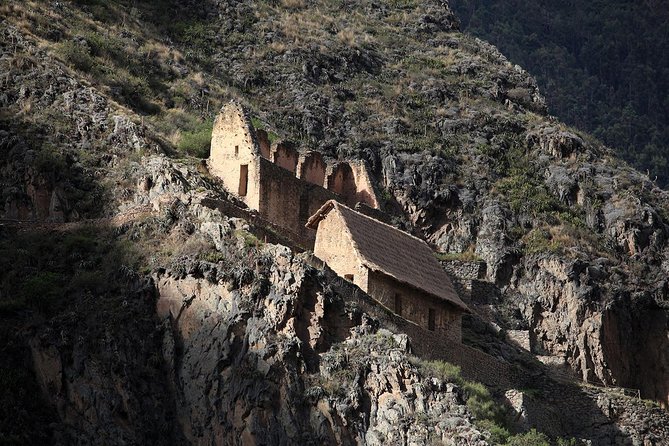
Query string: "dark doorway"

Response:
xmin=395 ymin=294 xmax=402 ymax=316
xmin=239 ymin=164 xmax=248 ymax=196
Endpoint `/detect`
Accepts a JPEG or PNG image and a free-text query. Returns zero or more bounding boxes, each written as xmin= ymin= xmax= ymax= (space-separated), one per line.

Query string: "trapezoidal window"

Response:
xmin=428 ymin=308 xmax=436 ymax=331
xmin=238 ymin=164 xmax=248 ymax=196
xmin=394 ymin=293 xmax=402 ymax=317
xmin=344 ymin=274 xmax=354 ymax=282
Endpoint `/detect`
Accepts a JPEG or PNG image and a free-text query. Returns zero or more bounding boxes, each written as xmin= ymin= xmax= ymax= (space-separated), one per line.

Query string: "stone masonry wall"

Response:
xmin=272 ymin=142 xmax=299 ymax=173
xmin=258 ymin=158 xmax=339 ymax=249
xmin=312 ymin=205 xmax=370 ymax=291
xmin=440 ymin=260 xmax=487 ymax=280
xmin=297 ymin=152 xmax=326 ymax=186
xmin=209 ymin=103 xmax=381 ymax=248
xmin=366 ymin=269 xmax=462 ymax=341
xmin=311 ymin=263 xmax=526 ymax=389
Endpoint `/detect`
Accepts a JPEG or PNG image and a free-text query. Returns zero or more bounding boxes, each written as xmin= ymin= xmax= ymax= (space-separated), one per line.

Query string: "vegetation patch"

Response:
xmin=177 ymin=119 xmax=213 ymax=158
xmin=435 ymin=248 xmax=482 ymax=262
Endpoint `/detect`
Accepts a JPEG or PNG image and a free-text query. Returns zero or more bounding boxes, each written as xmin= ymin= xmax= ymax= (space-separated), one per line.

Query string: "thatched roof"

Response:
xmin=307 ymin=200 xmax=468 ymax=311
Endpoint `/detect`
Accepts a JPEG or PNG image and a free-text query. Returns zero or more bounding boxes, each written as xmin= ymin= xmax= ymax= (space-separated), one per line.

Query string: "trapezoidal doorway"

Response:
xmin=239 ymin=164 xmax=248 ymax=196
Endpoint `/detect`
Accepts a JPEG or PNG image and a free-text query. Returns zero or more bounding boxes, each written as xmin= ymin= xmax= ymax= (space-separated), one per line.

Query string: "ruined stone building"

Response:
xmin=307 ymin=200 xmax=469 ymax=340
xmin=208 ymin=102 xmax=466 ymax=341
xmin=208 ymin=102 xmax=379 ymax=248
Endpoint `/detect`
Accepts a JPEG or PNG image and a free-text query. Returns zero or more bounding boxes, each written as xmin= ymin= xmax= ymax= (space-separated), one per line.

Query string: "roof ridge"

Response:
xmin=331 ymin=200 xmax=430 ymax=246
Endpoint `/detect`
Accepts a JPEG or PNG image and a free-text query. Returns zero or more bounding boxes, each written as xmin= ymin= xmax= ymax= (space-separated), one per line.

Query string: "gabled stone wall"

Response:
xmin=208 ymin=102 xmax=262 ymax=210
xmin=312 ymin=205 xmax=370 ymax=290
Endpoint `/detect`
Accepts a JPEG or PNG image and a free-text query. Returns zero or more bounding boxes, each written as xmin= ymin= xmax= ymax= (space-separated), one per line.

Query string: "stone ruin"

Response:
xmin=208 ymin=101 xmax=379 ymax=248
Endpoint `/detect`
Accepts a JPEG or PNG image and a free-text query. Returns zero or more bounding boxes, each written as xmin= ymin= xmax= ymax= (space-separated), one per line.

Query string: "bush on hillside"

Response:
xmin=178 ymin=120 xmax=213 ymax=158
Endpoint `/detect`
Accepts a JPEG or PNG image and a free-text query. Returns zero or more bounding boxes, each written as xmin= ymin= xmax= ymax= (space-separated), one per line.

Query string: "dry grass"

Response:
xmin=281 ymin=0 xmax=306 ymax=9
xmin=278 ymin=11 xmax=330 ymax=44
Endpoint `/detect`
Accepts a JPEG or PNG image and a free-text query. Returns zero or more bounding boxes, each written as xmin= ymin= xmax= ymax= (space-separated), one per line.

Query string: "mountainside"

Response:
xmin=1 ymin=0 xmax=669 ymax=444
xmin=451 ymin=0 xmax=669 ymax=187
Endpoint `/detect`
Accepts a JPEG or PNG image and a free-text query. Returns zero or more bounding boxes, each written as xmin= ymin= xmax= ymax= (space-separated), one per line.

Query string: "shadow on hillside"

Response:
xmin=0 ymin=117 xmax=111 ymax=222
xmin=461 ymin=313 xmax=631 ymax=442
xmin=0 ymin=220 xmax=190 ymax=444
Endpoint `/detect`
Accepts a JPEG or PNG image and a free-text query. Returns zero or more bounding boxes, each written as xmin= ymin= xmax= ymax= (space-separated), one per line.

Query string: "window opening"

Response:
xmin=428 ymin=308 xmax=436 ymax=331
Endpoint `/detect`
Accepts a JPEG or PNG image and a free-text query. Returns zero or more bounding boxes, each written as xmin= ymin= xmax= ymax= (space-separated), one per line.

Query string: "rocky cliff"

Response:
xmin=1 ymin=0 xmax=669 ymax=444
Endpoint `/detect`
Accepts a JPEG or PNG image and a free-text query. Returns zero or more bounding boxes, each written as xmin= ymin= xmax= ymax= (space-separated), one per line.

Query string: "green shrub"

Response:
xmin=178 ymin=120 xmax=213 ymax=158
xmin=84 ymin=31 xmax=126 ymax=63
xmin=415 ymin=359 xmax=463 ymax=383
xmin=504 ymin=429 xmax=551 ymax=446
xmin=463 ymin=381 xmax=505 ymax=423
xmin=523 ymin=228 xmax=561 ymax=255
xmin=496 ymin=172 xmax=559 ymax=217
xmin=56 ymin=41 xmax=94 ymax=72
xmin=200 ymin=250 xmax=227 ymax=264
xmin=20 ymin=272 xmax=65 ymax=312
xmin=476 ymin=419 xmax=510 ymax=445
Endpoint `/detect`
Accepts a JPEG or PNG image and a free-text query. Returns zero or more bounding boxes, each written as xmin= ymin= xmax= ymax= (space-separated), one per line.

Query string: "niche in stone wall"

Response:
xmin=272 ymin=142 xmax=299 ymax=173
xmin=298 ymin=152 xmax=326 ymax=186
xmin=327 ymin=162 xmax=358 ymax=206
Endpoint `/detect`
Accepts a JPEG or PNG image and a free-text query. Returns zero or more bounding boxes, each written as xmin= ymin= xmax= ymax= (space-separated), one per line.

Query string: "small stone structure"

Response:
xmin=208 ymin=102 xmax=379 ymax=248
xmin=507 ymin=329 xmax=531 ymax=351
xmin=306 ymin=200 xmax=469 ymax=340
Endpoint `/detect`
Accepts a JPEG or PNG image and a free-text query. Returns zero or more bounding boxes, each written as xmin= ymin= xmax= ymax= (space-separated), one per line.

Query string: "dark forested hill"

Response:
xmin=452 ymin=0 xmax=669 ymax=186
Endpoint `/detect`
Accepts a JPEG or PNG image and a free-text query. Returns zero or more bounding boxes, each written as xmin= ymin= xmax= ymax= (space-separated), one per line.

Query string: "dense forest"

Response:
xmin=451 ymin=0 xmax=669 ymax=186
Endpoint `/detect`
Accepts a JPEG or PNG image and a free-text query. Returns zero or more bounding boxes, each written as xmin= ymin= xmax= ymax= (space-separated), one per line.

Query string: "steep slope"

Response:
xmin=1 ymin=0 xmax=669 ymax=444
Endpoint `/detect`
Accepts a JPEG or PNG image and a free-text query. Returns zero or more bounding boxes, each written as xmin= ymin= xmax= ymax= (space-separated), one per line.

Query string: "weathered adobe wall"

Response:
xmin=366 ymin=269 xmax=462 ymax=342
xmin=312 ymin=208 xmax=369 ymax=290
xmin=272 ymin=142 xmax=299 ymax=173
xmin=350 ymin=162 xmax=379 ymax=208
xmin=258 ymin=158 xmax=340 ymax=249
xmin=325 ymin=162 xmax=379 ymax=209
xmin=209 ymin=105 xmax=261 ymax=209
xmin=317 ymin=267 xmax=526 ymax=389
xmin=256 ymin=129 xmax=271 ymax=159
xmin=297 ymin=152 xmax=326 ymax=187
